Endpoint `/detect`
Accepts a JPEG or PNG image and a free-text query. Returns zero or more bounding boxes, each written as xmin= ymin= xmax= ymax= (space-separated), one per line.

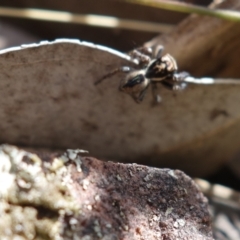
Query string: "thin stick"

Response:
xmin=0 ymin=6 xmax=173 ymax=33
xmin=184 ymin=77 xmax=240 ymax=85
xmin=126 ymin=0 xmax=240 ymax=22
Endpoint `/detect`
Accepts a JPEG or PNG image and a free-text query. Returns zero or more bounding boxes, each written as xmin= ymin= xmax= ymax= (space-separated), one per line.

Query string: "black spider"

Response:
xmin=95 ymin=46 xmax=189 ymax=103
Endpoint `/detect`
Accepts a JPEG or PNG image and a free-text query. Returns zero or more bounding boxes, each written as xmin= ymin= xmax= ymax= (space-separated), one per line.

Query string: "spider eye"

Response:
xmin=122 ymin=74 xmax=145 ymax=88
xmin=120 ymin=72 xmax=150 ymax=103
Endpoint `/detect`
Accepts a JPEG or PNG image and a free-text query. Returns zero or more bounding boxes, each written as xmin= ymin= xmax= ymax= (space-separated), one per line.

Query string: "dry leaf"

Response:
xmin=1 ymin=39 xmax=240 ymax=176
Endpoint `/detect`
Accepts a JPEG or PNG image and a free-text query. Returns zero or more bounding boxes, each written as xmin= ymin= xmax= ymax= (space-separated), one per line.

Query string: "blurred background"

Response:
xmin=0 ymin=0 xmax=211 ymax=51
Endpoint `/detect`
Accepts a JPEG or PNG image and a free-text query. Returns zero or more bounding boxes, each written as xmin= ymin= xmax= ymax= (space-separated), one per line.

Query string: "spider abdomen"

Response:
xmin=146 ymin=54 xmax=178 ymax=81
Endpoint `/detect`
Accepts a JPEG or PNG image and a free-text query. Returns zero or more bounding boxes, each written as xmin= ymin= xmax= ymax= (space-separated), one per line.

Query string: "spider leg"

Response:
xmin=151 ymin=82 xmax=162 ymax=104
xmin=172 ymin=83 xmax=188 ymax=91
xmin=134 ymin=46 xmax=153 ymax=57
xmin=161 ymin=75 xmax=188 ymax=91
xmin=135 ymin=87 xmax=149 ymax=103
xmin=161 ymin=79 xmax=176 ymax=90
xmin=164 ymin=71 xmax=190 ymax=90
xmin=94 ymin=66 xmax=131 ymax=85
xmin=128 ymin=47 xmax=151 ymax=67
xmin=172 ymin=71 xmax=190 ymax=83
xmin=156 ymin=45 xmax=164 ymax=59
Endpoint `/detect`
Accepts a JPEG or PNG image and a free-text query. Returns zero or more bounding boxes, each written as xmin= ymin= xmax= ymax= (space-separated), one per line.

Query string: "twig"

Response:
xmin=125 ymin=0 xmax=240 ymax=22
xmin=0 ymin=6 xmax=173 ymax=33
xmin=184 ymin=77 xmax=240 ymax=85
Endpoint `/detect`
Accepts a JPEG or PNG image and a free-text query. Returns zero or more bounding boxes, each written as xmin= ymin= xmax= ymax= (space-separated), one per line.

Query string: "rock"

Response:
xmin=0 ymin=145 xmax=214 ymax=239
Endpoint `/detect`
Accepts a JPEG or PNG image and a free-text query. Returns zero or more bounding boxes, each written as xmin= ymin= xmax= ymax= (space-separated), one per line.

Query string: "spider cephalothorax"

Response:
xmin=95 ymin=46 xmax=188 ymax=103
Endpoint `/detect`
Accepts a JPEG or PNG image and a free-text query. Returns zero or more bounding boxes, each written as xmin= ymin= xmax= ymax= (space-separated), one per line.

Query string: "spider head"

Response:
xmin=119 ymin=70 xmax=150 ymax=103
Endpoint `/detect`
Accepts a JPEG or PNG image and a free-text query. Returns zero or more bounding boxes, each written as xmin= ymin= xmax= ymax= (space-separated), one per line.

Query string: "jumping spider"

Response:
xmin=95 ymin=46 xmax=189 ymax=103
